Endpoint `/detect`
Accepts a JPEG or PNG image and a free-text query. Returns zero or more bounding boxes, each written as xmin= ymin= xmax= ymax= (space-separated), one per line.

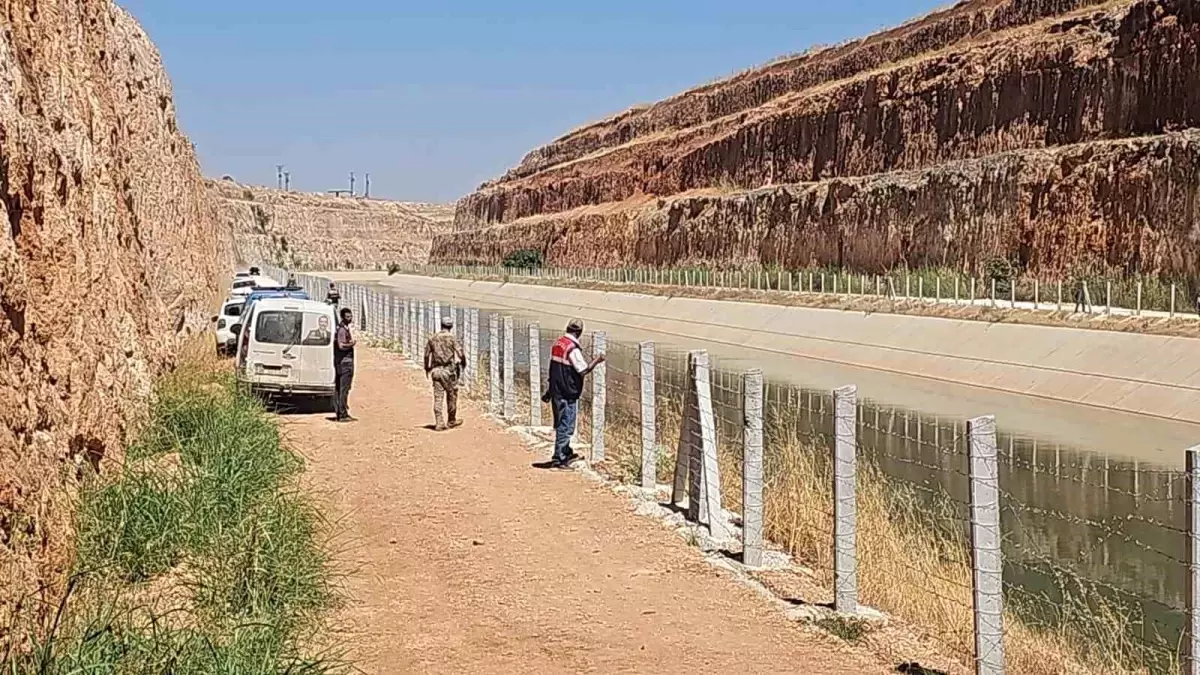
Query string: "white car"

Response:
xmin=213 ymin=298 xmax=246 ymax=355
xmin=229 ymin=275 xmax=283 ymax=297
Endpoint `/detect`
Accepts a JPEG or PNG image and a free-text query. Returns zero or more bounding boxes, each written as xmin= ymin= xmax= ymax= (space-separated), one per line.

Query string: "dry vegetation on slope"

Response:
xmin=1 ymin=0 xmax=230 ymax=646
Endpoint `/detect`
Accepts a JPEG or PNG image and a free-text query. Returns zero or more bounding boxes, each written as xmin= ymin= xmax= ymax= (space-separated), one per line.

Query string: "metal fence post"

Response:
xmin=834 ymin=385 xmax=858 ymax=613
xmin=528 ymin=323 xmax=541 ymax=426
xmin=489 ymin=314 xmax=500 ymax=415
xmin=967 ymin=415 xmax=1005 ymax=674
xmin=1187 ymin=446 xmax=1200 ymax=675
xmin=640 ymin=341 xmax=657 ymax=490
xmin=743 ymin=370 xmax=764 ymax=567
xmin=503 ymin=316 xmax=515 ymax=420
xmin=591 ymin=332 xmax=608 ymax=461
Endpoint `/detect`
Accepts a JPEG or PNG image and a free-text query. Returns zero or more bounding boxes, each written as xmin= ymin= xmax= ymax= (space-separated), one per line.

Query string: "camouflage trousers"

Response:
xmin=431 ymin=366 xmax=459 ymax=429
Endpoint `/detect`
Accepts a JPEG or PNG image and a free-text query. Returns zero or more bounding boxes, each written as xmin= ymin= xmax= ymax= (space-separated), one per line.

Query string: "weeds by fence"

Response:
xmin=281 ymin=267 xmax=1195 ymax=675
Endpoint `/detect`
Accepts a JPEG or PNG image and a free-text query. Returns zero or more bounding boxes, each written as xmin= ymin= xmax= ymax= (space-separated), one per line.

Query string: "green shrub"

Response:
xmin=502 ymin=249 xmax=543 ymax=269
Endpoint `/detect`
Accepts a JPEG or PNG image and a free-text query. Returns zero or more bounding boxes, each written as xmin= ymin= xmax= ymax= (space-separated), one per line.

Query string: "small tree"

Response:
xmin=502 ymin=249 xmax=543 ymax=269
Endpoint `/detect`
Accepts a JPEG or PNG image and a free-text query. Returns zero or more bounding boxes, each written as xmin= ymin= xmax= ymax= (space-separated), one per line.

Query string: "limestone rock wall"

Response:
xmin=211 ymin=180 xmax=454 ymax=270
xmin=435 ymin=0 xmax=1200 ymax=283
xmin=0 ymin=0 xmax=230 ymax=638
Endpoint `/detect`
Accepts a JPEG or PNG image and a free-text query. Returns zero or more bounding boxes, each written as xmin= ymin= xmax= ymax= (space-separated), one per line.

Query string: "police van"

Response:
xmin=234 ymin=296 xmax=336 ymax=406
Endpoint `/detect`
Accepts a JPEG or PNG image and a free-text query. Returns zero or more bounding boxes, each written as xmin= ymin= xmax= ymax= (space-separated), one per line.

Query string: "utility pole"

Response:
xmin=276 ymin=164 xmax=284 ymax=190
xmin=365 ymin=173 xmax=371 ymax=199
xmin=283 ymin=171 xmax=291 ymax=192
xmin=349 ymin=172 xmax=356 ymax=197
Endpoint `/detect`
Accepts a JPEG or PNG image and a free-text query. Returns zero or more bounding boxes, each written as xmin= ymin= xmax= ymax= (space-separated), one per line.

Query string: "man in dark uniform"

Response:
xmin=334 ymin=307 xmax=357 ymax=422
xmin=325 ymin=282 xmax=341 ymax=307
xmin=542 ymin=318 xmax=604 ymax=468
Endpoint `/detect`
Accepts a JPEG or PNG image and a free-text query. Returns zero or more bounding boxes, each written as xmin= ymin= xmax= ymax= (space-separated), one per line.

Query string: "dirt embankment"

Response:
xmin=1 ymin=0 xmax=231 ymax=638
xmin=434 ymin=0 xmax=1200 ymax=281
xmin=211 ymin=179 xmax=454 ymax=270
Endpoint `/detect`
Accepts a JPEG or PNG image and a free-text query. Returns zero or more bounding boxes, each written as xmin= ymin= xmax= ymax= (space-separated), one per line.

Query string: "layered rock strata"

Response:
xmin=434 ymin=0 xmax=1200 ymax=280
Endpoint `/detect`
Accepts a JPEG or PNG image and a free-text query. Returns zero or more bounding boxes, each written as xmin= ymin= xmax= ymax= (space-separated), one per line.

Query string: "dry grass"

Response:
xmin=590 ymin=389 xmax=1176 ymax=674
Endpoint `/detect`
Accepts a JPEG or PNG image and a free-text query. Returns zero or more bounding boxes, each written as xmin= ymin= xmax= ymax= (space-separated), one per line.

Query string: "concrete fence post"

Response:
xmin=1057 ymin=281 xmax=1063 ymax=312
xmin=1173 ymin=284 xmax=1178 ymax=319
xmin=1186 ymin=446 xmax=1200 ymax=675
xmin=467 ymin=308 xmax=479 ymax=389
xmin=670 ymin=350 xmax=728 ymax=540
xmin=742 ymin=370 xmax=764 ymax=568
xmin=833 ymin=385 xmax=859 ymax=614
xmin=503 ymin=316 xmax=515 ymax=420
xmin=970 ymin=278 xmax=976 ymax=305
xmin=407 ymin=299 xmax=416 ymax=357
xmin=639 ymin=341 xmax=657 ymax=490
xmin=990 ymin=279 xmax=997 ymax=308
xmin=489 ymin=314 xmax=500 ymax=414
xmin=417 ymin=300 xmax=426 ymax=344
xmin=591 ymin=332 xmax=608 ymax=461
xmin=1137 ymin=281 xmax=1143 ymax=316
xmin=967 ymin=415 xmax=1005 ymax=675
xmin=528 ymin=323 xmax=541 ymax=426
xmin=433 ymin=301 xmax=442 ymax=335
xmin=1106 ymin=281 xmax=1112 ymax=316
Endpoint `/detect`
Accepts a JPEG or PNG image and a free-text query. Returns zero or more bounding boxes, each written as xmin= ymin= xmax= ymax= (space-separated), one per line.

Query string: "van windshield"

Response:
xmin=232 ymin=279 xmax=256 ymax=289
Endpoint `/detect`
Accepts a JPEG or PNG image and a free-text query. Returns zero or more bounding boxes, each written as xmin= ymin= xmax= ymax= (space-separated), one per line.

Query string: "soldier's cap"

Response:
xmin=441 ymin=316 xmax=454 ymax=328
xmin=566 ymin=318 xmax=584 ymax=333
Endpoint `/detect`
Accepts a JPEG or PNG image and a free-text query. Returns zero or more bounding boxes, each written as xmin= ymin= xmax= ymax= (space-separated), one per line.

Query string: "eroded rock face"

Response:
xmin=211 ymin=180 xmax=454 ymax=270
xmin=435 ymin=0 xmax=1200 ymax=281
xmin=0 ymin=0 xmax=230 ymax=638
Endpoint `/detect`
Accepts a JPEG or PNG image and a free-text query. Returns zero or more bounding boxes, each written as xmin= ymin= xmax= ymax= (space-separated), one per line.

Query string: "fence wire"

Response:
xmin=287 ymin=270 xmax=1194 ymax=675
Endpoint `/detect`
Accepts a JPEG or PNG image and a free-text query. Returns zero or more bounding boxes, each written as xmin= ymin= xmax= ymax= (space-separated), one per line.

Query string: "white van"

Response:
xmin=229 ymin=275 xmax=283 ymax=297
xmin=235 ymin=297 xmax=336 ymax=405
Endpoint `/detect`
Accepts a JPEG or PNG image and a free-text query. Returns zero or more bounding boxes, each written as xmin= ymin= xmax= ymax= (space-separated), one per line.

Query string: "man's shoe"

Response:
xmin=434 ymin=424 xmax=448 ymax=432
xmin=448 ymin=420 xmax=463 ymax=429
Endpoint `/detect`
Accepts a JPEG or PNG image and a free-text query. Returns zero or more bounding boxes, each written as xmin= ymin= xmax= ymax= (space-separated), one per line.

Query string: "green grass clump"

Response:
xmin=4 ymin=366 xmax=344 ymax=674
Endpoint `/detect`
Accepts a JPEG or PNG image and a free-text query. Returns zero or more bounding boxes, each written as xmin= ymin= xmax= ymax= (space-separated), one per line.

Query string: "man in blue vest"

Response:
xmin=542 ymin=318 xmax=604 ymax=468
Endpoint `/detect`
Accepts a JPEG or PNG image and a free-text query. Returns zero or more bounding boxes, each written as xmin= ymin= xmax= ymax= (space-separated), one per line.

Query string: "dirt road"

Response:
xmin=282 ymin=346 xmax=891 ymax=674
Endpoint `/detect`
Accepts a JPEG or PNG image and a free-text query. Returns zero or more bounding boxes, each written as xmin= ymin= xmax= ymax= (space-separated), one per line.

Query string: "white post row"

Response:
xmin=742 ymin=369 xmax=764 ymax=568
xmin=640 ymin=341 xmax=657 ymax=490
xmin=591 ymin=332 xmax=608 ymax=461
xmin=528 ymin=323 xmax=542 ymax=427
xmin=503 ymin=316 xmax=516 ymax=420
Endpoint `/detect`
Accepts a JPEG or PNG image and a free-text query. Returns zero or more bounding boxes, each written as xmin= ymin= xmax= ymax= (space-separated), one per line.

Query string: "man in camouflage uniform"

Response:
xmin=424 ymin=315 xmax=467 ymax=431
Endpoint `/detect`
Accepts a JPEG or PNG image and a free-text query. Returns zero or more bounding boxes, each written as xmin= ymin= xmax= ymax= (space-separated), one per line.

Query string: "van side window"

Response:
xmin=254 ymin=311 xmax=303 ymax=345
xmin=226 ymin=303 xmax=244 ymax=317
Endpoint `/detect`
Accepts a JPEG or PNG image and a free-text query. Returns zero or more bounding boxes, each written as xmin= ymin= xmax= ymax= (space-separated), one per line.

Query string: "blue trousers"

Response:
xmin=551 ymin=397 xmax=579 ymax=462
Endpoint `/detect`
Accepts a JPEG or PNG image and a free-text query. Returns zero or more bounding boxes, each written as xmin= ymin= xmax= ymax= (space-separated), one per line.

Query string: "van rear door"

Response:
xmin=297 ymin=308 xmax=335 ymax=391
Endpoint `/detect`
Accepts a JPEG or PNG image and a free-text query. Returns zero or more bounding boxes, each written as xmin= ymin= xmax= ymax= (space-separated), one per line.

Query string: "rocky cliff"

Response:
xmin=1 ymin=0 xmax=230 ymax=639
xmin=434 ymin=0 xmax=1200 ymax=281
xmin=211 ymin=179 xmax=453 ymax=270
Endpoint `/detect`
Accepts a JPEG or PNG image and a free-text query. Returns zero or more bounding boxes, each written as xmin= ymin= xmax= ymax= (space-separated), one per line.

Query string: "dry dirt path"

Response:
xmin=282 ymin=346 xmax=891 ymax=674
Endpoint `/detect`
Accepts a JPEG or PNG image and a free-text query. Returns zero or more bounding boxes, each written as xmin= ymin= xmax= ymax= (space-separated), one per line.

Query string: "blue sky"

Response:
xmin=121 ymin=0 xmax=947 ymax=202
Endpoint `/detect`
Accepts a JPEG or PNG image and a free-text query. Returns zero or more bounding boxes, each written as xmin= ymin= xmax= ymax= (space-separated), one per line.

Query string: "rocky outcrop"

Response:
xmin=211 ymin=180 xmax=453 ymax=270
xmin=1 ymin=0 xmax=230 ymax=640
xmin=435 ymin=0 xmax=1200 ymax=281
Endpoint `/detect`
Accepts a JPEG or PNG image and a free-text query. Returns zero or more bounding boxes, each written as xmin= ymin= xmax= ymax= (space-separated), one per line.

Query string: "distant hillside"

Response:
xmin=210 ymin=179 xmax=454 ymax=270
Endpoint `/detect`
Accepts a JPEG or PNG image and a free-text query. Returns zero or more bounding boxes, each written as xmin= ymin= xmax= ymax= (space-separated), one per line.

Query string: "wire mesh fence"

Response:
xmin=279 ymin=267 xmax=1197 ymax=675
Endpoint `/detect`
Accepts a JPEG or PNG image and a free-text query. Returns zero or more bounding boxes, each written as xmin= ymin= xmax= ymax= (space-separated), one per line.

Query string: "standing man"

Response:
xmin=542 ymin=318 xmax=604 ymax=468
xmin=425 ymin=315 xmax=467 ymax=431
xmin=325 ymin=282 xmax=341 ymax=307
xmin=333 ymin=307 xmax=357 ymax=423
